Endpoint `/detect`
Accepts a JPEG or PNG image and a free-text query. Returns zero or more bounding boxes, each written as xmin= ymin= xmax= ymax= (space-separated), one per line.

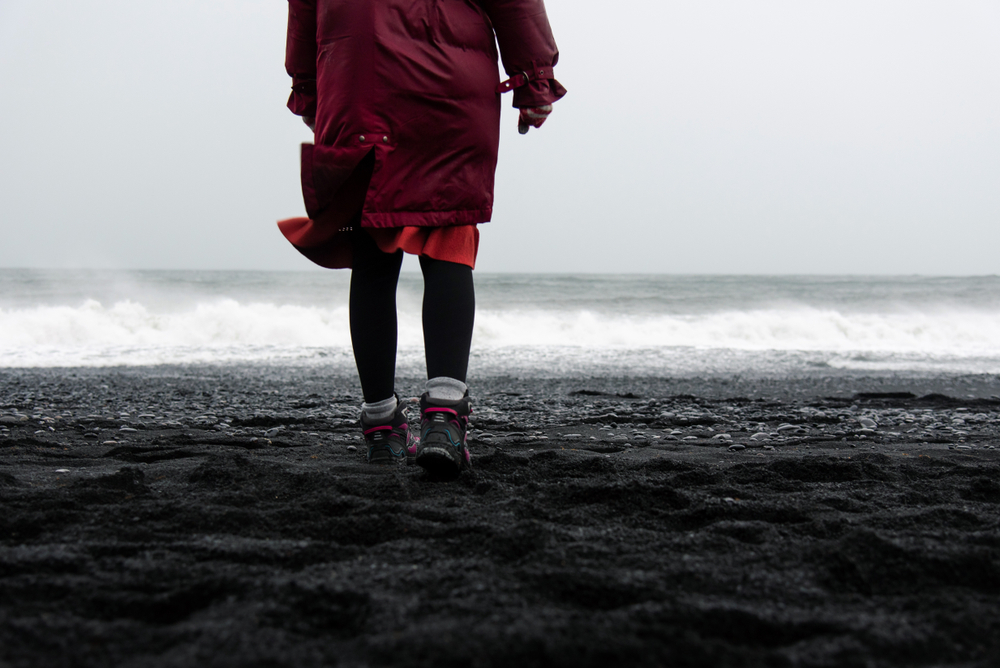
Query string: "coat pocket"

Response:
xmin=300 ymin=142 xmax=374 ymax=223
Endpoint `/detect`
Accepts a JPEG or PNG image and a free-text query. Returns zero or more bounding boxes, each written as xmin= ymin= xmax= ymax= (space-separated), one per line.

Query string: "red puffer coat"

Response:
xmin=279 ymin=0 xmax=565 ymax=265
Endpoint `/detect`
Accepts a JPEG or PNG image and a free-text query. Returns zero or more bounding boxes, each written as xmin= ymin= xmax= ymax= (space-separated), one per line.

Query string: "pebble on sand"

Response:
xmin=0 ymin=415 xmax=29 ymax=424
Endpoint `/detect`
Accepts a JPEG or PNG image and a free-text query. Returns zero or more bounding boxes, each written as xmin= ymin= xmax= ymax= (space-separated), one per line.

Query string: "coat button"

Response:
xmin=382 ymin=136 xmax=389 ymax=143
xmin=359 ymin=135 xmax=366 ymax=142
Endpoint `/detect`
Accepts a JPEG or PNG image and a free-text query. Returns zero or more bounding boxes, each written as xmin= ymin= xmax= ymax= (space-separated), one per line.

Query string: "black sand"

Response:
xmin=2 ymin=366 xmax=999 ymax=667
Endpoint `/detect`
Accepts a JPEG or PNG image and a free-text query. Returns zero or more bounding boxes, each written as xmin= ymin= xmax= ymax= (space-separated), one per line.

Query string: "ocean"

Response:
xmin=1 ymin=269 xmax=999 ymax=377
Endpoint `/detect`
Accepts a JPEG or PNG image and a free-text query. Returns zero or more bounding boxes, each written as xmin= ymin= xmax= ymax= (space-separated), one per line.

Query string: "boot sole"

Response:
xmin=415 ymin=446 xmax=464 ymax=480
xmin=367 ymin=456 xmax=402 ymax=466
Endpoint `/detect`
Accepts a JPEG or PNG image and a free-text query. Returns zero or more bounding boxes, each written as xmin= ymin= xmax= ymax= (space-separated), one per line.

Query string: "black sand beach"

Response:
xmin=2 ymin=366 xmax=999 ymax=667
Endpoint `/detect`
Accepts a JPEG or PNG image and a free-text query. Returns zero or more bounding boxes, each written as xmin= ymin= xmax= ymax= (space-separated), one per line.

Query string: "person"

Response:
xmin=277 ymin=0 xmax=566 ymax=479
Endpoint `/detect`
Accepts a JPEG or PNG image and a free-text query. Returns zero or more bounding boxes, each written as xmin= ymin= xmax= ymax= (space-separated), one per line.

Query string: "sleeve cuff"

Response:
xmin=512 ymin=78 xmax=567 ymax=109
xmin=287 ymin=77 xmax=317 ymax=117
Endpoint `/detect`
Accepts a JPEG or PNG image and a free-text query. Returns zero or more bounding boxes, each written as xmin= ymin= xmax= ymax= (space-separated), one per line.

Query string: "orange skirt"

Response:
xmin=370 ymin=225 xmax=479 ymax=268
xmin=277 ymin=218 xmax=479 ymax=269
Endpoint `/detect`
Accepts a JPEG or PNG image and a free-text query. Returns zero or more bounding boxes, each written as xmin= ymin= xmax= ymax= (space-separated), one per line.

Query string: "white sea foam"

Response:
xmin=0 ymin=299 xmax=352 ymax=348
xmin=2 ymin=298 xmax=1000 ymax=371
xmin=474 ymin=307 xmax=1000 ymax=354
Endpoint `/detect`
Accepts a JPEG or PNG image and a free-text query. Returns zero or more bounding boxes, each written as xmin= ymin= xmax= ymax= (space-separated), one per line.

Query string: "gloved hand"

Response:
xmin=518 ymin=105 xmax=553 ymax=134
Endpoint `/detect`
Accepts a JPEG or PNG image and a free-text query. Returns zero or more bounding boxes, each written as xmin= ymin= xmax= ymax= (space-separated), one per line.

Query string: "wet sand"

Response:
xmin=1 ymin=366 xmax=999 ymax=667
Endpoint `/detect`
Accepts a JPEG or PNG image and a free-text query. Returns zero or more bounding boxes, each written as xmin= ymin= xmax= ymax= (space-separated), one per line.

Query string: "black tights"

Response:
xmin=349 ymin=231 xmax=475 ymax=403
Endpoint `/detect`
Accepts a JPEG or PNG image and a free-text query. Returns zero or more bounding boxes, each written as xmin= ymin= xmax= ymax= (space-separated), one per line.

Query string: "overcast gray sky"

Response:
xmin=1 ymin=0 xmax=998 ymax=274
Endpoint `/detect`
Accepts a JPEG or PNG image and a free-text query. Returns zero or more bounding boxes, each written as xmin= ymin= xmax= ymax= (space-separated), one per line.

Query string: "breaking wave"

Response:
xmin=2 ymin=298 xmax=1000 ymax=371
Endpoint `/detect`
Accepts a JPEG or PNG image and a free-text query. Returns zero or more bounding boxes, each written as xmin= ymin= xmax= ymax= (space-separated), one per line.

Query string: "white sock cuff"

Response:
xmin=426 ymin=377 xmax=468 ymax=402
xmin=361 ymin=395 xmax=397 ymax=422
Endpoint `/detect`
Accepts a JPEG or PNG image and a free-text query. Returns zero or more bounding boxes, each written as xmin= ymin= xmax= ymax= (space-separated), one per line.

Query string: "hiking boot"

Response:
xmin=412 ymin=392 xmax=471 ymax=479
xmin=360 ymin=399 xmax=413 ymax=465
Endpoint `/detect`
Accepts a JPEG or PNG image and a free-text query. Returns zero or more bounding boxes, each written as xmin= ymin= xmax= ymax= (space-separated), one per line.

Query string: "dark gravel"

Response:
xmin=1 ymin=366 xmax=999 ymax=667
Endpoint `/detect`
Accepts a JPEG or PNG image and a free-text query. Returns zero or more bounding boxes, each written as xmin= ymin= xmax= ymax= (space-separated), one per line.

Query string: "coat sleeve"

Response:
xmin=285 ymin=0 xmax=318 ymax=117
xmin=479 ymin=0 xmax=567 ymax=108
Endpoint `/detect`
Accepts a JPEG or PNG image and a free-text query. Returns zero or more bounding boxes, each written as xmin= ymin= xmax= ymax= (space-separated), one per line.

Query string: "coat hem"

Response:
xmin=360 ymin=209 xmax=492 ymax=228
